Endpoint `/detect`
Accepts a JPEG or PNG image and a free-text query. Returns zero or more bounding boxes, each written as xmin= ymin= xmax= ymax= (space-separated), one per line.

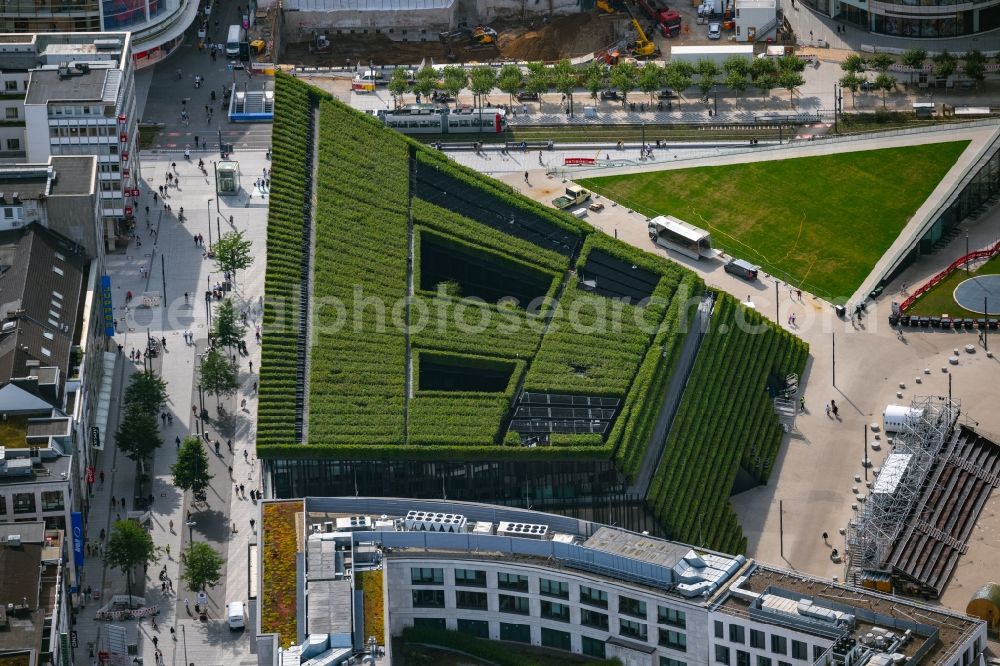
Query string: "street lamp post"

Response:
xmin=207 ymin=198 xmax=214 ymax=251
xmin=186 ymin=520 xmax=196 ymax=550
xmin=212 ymin=161 xmax=222 ymax=215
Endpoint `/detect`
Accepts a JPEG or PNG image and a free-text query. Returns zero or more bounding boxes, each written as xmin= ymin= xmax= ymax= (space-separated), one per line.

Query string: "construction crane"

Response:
xmin=624 ymin=3 xmax=660 ymax=58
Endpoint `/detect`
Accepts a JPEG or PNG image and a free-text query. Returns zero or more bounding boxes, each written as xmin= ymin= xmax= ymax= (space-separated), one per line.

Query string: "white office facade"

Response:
xmin=0 ymin=33 xmax=140 ymax=249
xmin=389 ymin=556 xmax=706 ymax=663
xmin=260 ymin=498 xmax=987 ymax=666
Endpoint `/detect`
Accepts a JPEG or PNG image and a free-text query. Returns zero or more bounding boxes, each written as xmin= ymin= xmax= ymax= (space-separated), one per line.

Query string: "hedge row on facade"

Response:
xmin=611 ymin=271 xmax=704 ymax=481
xmin=414 ymin=149 xmax=590 ymax=246
xmin=647 ymin=294 xmax=808 ymax=554
xmin=307 ymin=99 xmax=410 ymax=445
xmin=257 ymin=74 xmax=319 ymax=447
xmin=412 ymin=198 xmax=568 ymax=273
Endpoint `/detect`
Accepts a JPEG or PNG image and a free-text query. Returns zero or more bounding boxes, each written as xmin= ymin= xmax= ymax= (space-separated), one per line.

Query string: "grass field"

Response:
xmin=906 ymin=252 xmax=1000 ymax=317
xmin=578 ymin=141 xmax=969 ymax=300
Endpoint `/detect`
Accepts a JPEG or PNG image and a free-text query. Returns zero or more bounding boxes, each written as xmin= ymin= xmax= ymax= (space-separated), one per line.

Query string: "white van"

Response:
xmin=225 ymin=25 xmax=242 ymax=58
xmin=227 ymin=601 xmax=245 ymax=630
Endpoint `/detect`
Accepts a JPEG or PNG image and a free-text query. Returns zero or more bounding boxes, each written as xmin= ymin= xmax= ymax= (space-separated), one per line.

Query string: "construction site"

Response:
xmin=277 ymin=0 xmax=790 ymax=66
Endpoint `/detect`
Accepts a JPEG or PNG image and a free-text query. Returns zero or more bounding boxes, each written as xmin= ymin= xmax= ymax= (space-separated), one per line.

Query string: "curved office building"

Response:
xmin=807 ymin=0 xmax=1000 ymax=37
xmin=0 ymin=0 xmax=203 ymax=68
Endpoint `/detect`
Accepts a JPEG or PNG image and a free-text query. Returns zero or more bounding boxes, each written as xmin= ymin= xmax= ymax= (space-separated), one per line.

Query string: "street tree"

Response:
xmin=583 ymin=60 xmax=607 ymax=102
xmin=610 ymin=61 xmax=639 ymax=103
xmin=213 ymin=298 xmax=246 ymax=349
xmin=963 ymin=50 xmax=986 ymax=88
xmin=496 ymin=64 xmax=524 ymax=106
xmin=723 ymin=55 xmax=749 ymax=78
xmin=778 ymin=54 xmax=807 ymax=73
xmin=123 ymin=370 xmax=168 ymax=416
xmin=873 ymin=72 xmax=897 ymax=108
xmin=105 ymin=519 xmax=160 ymax=605
xmin=180 ymin=542 xmax=225 ymax=592
xmin=778 ymin=70 xmax=805 ymax=108
xmin=171 ymin=436 xmax=213 ymax=496
xmin=115 ymin=404 xmax=163 ymax=462
xmin=901 ymin=47 xmax=927 ymax=85
xmin=213 ymin=230 xmax=254 ymax=285
xmin=387 ymin=67 xmax=409 ymax=108
xmin=412 ymin=66 xmax=438 ymax=101
xmin=725 ymin=69 xmax=749 ymax=107
xmin=750 ymin=56 xmax=778 ymax=99
xmin=469 ymin=65 xmax=497 ymax=108
xmin=932 ymin=50 xmax=956 ymax=80
xmin=199 ymin=348 xmax=239 ymax=408
xmin=838 ymin=73 xmax=863 ymax=108
xmin=868 ymin=52 xmax=894 ymax=73
xmin=441 ymin=66 xmax=467 ymax=104
xmin=663 ymin=62 xmax=693 ymax=108
xmin=840 ymin=53 xmax=867 ymax=75
xmin=696 ymin=59 xmax=719 ymax=99
xmin=638 ymin=62 xmax=663 ymax=104
xmin=551 ymin=60 xmax=576 ymax=114
xmin=524 ymin=62 xmax=550 ymax=102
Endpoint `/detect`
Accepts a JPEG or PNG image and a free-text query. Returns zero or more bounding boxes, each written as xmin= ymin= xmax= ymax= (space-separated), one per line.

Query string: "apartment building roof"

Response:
xmin=0 ymin=223 xmax=85 ymax=385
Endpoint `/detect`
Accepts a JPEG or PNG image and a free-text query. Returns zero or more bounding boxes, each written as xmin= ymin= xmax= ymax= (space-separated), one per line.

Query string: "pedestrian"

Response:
xmin=215 ymin=440 xmax=220 ymax=455
xmin=239 ymin=483 xmax=245 ymax=496
xmin=161 ymin=336 xmax=167 ymax=350
xmin=170 ymin=627 xmax=176 ymax=640
xmin=241 ymin=398 xmax=247 ymax=410
xmin=524 ymin=171 xmax=529 ymax=183
xmin=253 ymin=381 xmax=258 ymax=393
xmin=249 ymin=360 xmax=253 ymax=372
xmin=169 ymin=519 xmax=174 ymax=532
xmin=192 ymin=405 xmax=198 ymax=416
xmin=232 ymin=521 xmax=238 ymax=533
xmin=250 ymin=518 xmax=256 ymax=531
xmin=227 ymin=439 xmax=233 ymax=453
xmin=832 ymin=401 xmax=839 ymax=418
xmin=250 ymin=489 xmax=256 ymax=501
xmin=244 ymin=449 xmax=249 ymax=461
xmin=165 ymin=544 xmax=170 ymax=556
xmin=100 ymin=470 xmax=105 ymax=485
xmin=184 ymin=292 xmax=189 ymax=303
xmin=152 ymin=636 xmax=158 ymax=648
xmin=194 ymin=135 xmax=199 ymax=146
xmin=184 ymin=598 xmax=190 ymax=613
xmin=228 ymin=465 xmax=233 ymax=477
xmin=121 ymin=496 xmax=126 ymax=509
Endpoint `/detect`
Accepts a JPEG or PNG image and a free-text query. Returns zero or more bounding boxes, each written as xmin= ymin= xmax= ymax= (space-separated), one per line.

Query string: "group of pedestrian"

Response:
xmin=825 ymin=400 xmax=840 ymax=419
xmin=183 ymin=330 xmax=195 ymax=344
xmin=193 ymin=233 xmax=206 ymax=247
xmin=787 ymin=312 xmax=797 ymax=327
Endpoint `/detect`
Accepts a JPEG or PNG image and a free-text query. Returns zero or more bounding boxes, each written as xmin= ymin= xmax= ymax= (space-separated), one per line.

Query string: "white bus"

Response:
xmin=225 ymin=25 xmax=242 ymax=57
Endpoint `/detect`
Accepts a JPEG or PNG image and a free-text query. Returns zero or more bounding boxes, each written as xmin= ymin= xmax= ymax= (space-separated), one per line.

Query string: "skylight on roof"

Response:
xmin=43 ymin=331 xmax=54 ymax=340
xmin=52 ymin=265 xmax=64 ymax=276
xmin=54 ymin=251 xmax=66 ymax=261
xmin=40 ymin=347 xmax=51 ymax=357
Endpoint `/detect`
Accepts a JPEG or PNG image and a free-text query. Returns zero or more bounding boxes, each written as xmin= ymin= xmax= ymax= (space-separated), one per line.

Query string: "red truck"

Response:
xmin=637 ymin=0 xmax=682 ymax=37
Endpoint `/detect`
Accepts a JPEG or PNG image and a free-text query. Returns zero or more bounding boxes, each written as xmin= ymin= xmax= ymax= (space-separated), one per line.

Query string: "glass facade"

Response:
xmin=802 ymin=0 xmax=1000 ymax=36
xmin=102 ymin=0 xmax=149 ymax=30
xmin=872 ymin=10 xmax=973 ymax=37
xmin=885 ymin=138 xmax=1000 ymax=286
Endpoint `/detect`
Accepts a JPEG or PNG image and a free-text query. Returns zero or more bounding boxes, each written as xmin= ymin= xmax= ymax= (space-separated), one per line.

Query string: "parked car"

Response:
xmin=708 ymin=22 xmax=722 ymax=39
xmin=515 ymin=91 xmax=540 ymax=101
xmin=600 ymin=90 xmax=622 ymax=100
xmin=860 ymin=79 xmax=877 ymax=91
xmin=657 ymin=88 xmax=676 ymax=99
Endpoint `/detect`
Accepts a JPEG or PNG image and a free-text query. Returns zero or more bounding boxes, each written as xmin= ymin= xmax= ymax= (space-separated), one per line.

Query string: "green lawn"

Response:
xmin=906 ymin=252 xmax=1000 ymax=317
xmin=578 ymin=141 xmax=969 ymax=300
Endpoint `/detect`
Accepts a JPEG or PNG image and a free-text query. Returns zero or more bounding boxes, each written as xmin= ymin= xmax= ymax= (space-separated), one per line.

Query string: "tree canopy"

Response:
xmin=115 ymin=403 xmax=163 ymax=461
xmin=200 ymin=348 xmax=239 ymax=407
xmin=214 ymin=229 xmax=254 ymax=281
xmin=105 ymin=520 xmax=160 ymax=603
xmin=123 ymin=370 xmax=168 ymax=416
xmin=180 ymin=542 xmax=225 ymax=592
xmin=213 ymin=298 xmax=246 ymax=349
xmin=171 ymin=437 xmax=214 ymax=496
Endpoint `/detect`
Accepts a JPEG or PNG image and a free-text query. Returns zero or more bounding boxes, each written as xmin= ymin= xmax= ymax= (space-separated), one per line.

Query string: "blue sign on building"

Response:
xmin=71 ymin=512 xmax=84 ymax=567
xmin=100 ymin=275 xmax=115 ymax=336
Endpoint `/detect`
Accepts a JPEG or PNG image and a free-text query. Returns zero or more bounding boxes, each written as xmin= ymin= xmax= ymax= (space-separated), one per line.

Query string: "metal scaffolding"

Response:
xmin=846 ymin=396 xmax=960 ymax=579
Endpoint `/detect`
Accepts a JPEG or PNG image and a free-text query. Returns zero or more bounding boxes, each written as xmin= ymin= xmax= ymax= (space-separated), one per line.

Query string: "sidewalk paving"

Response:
xmin=74 ymin=148 xmax=271 ymax=666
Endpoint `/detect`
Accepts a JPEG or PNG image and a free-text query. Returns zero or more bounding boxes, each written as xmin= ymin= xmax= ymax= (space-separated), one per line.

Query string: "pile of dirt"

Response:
xmin=280 ymin=12 xmax=620 ymax=67
xmin=497 ymin=13 xmax=619 ymax=61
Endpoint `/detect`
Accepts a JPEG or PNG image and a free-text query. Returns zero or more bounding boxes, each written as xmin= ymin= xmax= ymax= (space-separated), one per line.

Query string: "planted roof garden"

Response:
xmin=258 ymin=73 xmax=808 ymax=552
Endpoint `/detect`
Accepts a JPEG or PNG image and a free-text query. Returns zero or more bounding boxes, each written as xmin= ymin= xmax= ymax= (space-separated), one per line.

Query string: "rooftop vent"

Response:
xmin=496 ymin=521 xmax=549 ymax=539
xmin=403 ymin=511 xmax=468 ymax=533
xmin=6 ymin=535 xmax=21 ymax=547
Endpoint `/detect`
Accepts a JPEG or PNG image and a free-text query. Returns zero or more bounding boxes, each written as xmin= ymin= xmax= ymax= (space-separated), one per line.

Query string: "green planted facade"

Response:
xmin=258 ymin=74 xmax=808 ymax=552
